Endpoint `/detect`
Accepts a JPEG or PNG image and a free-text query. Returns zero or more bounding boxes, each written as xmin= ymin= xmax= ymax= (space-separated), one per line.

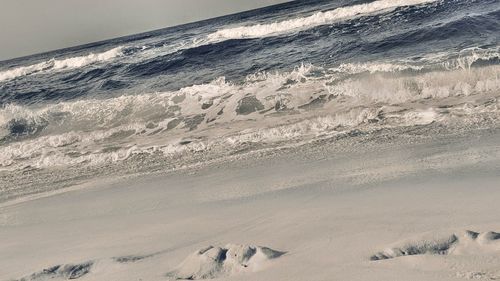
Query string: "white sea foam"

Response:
xmin=330 ymin=62 xmax=425 ymax=75
xmin=0 ymin=61 xmax=53 ymax=82
xmin=326 ymin=47 xmax=500 ymax=76
xmin=442 ymin=47 xmax=500 ymax=70
xmin=326 ymin=65 xmax=500 ymax=103
xmin=1 ymin=52 xmax=499 ymax=170
xmin=0 ymin=47 xmax=123 ymax=82
xmin=0 ymin=45 xmax=500 ymax=169
xmin=51 ymin=47 xmax=123 ymax=70
xmin=207 ymin=0 xmax=437 ymax=41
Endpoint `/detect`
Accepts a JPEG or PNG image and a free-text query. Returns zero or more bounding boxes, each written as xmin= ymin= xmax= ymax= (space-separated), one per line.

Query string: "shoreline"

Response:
xmin=1 ymin=121 xmax=500 ymax=280
xmin=2 ymin=119 xmax=499 ymax=206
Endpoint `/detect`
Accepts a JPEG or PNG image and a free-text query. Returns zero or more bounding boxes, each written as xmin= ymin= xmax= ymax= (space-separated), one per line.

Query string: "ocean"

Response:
xmin=0 ymin=0 xmax=499 ymax=201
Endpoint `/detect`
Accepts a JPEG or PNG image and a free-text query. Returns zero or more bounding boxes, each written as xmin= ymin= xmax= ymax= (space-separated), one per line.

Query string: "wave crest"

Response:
xmin=207 ymin=0 xmax=437 ymax=41
xmin=0 ymin=47 xmax=123 ymax=82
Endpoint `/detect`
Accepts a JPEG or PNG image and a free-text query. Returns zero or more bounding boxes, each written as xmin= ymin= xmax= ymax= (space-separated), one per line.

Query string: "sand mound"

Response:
xmin=371 ymin=230 xmax=500 ymax=261
xmin=16 ymin=261 xmax=93 ymax=281
xmin=166 ymin=244 xmax=285 ymax=280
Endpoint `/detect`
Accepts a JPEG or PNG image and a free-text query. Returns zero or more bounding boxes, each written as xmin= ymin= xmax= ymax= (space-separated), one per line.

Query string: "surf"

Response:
xmin=0 ymin=47 xmax=124 ymax=82
xmin=207 ymin=0 xmax=438 ymax=41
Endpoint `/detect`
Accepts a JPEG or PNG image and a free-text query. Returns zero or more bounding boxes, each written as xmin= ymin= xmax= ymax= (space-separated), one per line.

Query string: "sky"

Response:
xmin=0 ymin=0 xmax=291 ymax=61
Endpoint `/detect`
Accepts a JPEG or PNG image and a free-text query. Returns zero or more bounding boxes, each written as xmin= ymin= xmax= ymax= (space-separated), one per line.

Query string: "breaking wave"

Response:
xmin=328 ymin=47 xmax=500 ymax=77
xmin=207 ymin=0 xmax=438 ymax=40
xmin=0 ymin=47 xmax=124 ymax=82
xmin=1 ymin=47 xmax=499 ymax=170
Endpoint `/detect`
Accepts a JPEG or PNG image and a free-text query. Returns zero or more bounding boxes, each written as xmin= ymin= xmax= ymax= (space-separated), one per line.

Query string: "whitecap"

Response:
xmin=207 ymin=0 xmax=438 ymax=41
xmin=0 ymin=47 xmax=124 ymax=82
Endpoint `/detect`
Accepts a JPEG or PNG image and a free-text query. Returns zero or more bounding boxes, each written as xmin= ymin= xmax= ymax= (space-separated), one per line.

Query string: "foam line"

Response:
xmin=0 ymin=47 xmax=123 ymax=82
xmin=208 ymin=0 xmax=437 ymax=41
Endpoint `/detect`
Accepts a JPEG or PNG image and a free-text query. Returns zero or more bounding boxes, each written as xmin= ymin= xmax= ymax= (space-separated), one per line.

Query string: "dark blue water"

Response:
xmin=0 ymin=0 xmax=499 ymax=171
xmin=1 ymin=0 xmax=498 ymax=105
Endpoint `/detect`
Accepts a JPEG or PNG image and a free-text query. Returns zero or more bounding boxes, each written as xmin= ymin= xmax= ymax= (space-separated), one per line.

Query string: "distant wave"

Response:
xmin=207 ymin=0 xmax=438 ymax=41
xmin=0 ymin=61 xmax=52 ymax=83
xmin=0 ymin=47 xmax=124 ymax=82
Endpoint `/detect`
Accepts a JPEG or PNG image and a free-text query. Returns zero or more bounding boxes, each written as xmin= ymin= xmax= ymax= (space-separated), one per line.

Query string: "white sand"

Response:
xmin=1 ymin=128 xmax=500 ymax=281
